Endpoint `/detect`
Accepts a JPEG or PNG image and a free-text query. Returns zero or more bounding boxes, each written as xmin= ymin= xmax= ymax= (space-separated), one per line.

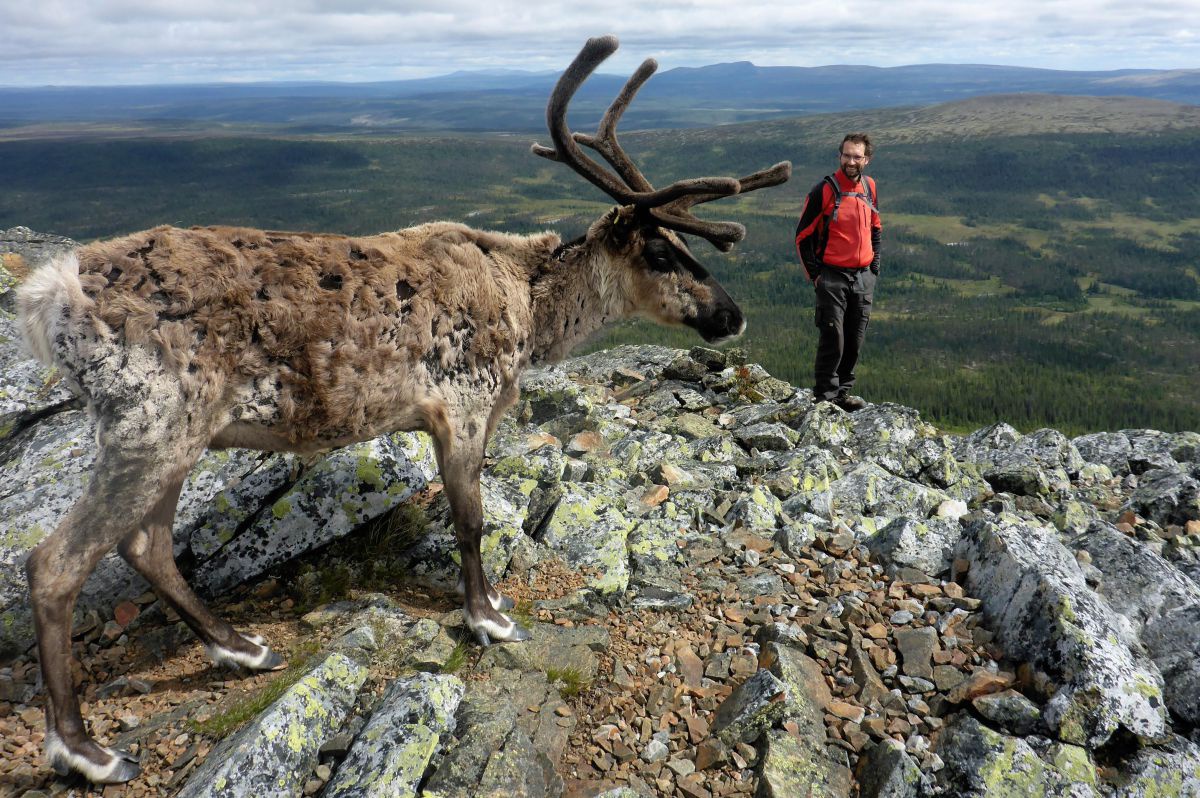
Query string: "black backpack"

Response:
xmin=820 ymin=173 xmax=877 ymax=244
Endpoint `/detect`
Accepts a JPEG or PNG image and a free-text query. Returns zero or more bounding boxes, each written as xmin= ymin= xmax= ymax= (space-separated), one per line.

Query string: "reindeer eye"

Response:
xmin=644 ymin=239 xmax=676 ymax=273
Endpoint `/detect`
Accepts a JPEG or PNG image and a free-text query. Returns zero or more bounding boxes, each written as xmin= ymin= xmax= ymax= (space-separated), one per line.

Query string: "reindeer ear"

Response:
xmin=608 ymin=205 xmax=638 ymax=243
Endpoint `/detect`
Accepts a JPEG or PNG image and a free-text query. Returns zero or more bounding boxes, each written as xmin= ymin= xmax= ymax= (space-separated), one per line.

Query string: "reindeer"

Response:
xmin=15 ymin=35 xmax=790 ymax=783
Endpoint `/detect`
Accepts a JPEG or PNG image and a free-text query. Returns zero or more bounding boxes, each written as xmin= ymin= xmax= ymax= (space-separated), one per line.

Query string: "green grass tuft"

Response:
xmin=545 ymin=666 xmax=590 ymax=698
xmin=189 ymin=639 xmax=322 ymax=739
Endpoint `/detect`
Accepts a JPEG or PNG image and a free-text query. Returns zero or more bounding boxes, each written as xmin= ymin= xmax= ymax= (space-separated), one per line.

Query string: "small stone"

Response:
xmin=827 ymin=700 xmax=866 ymax=724
xmin=642 ymin=739 xmax=669 ymax=763
xmin=113 ymin=601 xmax=140 ymax=628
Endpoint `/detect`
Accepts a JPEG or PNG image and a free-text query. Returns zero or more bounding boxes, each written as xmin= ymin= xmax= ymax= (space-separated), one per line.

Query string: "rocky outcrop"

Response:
xmin=3 ymin=243 xmax=1200 ymax=797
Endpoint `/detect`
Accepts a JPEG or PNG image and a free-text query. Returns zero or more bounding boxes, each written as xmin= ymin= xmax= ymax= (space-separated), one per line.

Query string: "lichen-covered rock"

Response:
xmin=793 ymin=462 xmax=950 ymax=523
xmin=627 ymin=518 xmax=687 ymax=581
xmin=477 ymin=623 xmax=608 ymax=683
xmin=844 ymin=403 xmax=939 ymax=478
xmin=735 ymin=421 xmax=799 ymax=452
xmin=560 ymin=344 xmax=680 ymax=384
xmin=192 ymin=435 xmax=428 ymax=594
xmin=956 ymin=515 xmax=1169 ymax=746
xmin=0 ymin=313 xmax=76 ymax=434
xmin=1123 ymin=466 xmax=1200 ymax=527
xmin=774 ymin=514 xmax=825 ymax=559
xmin=323 ymin=672 xmax=464 ymax=798
xmin=727 ymin=486 xmax=784 ymax=531
xmin=535 ymin=481 xmax=636 ymax=594
xmin=710 ymin=669 xmax=789 ymax=746
xmin=1073 ymin=431 xmax=1134 ymax=475
xmin=934 ymin=713 xmax=1098 ymax=797
xmin=762 ymin=445 xmax=843 ymax=503
xmin=1124 ymin=429 xmax=1196 ymax=474
xmin=760 ymin=642 xmax=829 ymax=732
xmin=971 ymin=689 xmax=1044 ymax=736
xmin=1109 ymin=734 xmax=1200 ymax=798
xmin=1140 ymin=604 xmax=1200 ymax=729
xmin=854 ymin=738 xmax=925 ymax=798
xmin=867 ymin=516 xmax=963 ymax=578
xmin=757 ymin=727 xmax=852 ymax=798
xmin=955 ymin=424 xmax=1081 ymax=496
xmin=176 ymin=651 xmax=368 ymax=798
xmin=519 ymin=364 xmax=595 ymax=425
xmin=422 ymin=668 xmax=568 ymax=798
xmin=794 ymin=401 xmax=854 ymax=450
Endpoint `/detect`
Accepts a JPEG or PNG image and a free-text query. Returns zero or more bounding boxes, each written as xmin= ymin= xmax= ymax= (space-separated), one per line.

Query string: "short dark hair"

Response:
xmin=841 ymin=133 xmax=873 ymax=158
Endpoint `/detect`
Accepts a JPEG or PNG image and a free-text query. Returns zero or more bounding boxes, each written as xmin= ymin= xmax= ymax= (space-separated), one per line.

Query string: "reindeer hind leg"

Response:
xmin=117 ymin=457 xmax=285 ymax=673
xmin=27 ymin=433 xmax=187 ymax=782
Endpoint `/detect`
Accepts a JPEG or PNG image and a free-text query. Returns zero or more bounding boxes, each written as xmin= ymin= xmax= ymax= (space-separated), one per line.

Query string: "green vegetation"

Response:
xmin=190 ymin=637 xmax=323 ymax=739
xmin=3 ymin=107 xmax=1198 ymax=434
xmin=440 ymin=640 xmax=470 ymax=675
xmin=544 ymin=666 xmax=590 ymax=698
xmin=285 ymin=502 xmax=431 ymax=610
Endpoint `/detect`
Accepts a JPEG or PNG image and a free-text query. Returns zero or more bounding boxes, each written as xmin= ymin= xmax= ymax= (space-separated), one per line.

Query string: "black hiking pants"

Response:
xmin=813 ymin=265 xmax=876 ymax=401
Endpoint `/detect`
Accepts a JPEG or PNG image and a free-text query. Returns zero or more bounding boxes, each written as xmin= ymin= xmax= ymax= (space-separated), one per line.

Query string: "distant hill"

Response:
xmin=684 ymin=94 xmax=1200 ymax=148
xmin=2 ymin=62 xmax=1197 ymax=133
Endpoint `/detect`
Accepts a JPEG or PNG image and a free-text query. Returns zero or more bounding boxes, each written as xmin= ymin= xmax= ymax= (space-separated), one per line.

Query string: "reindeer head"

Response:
xmin=533 ymin=35 xmax=791 ymax=345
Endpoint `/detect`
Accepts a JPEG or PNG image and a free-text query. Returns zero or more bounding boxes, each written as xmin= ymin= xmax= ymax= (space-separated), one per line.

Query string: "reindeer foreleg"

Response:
xmin=430 ymin=406 xmax=530 ymax=646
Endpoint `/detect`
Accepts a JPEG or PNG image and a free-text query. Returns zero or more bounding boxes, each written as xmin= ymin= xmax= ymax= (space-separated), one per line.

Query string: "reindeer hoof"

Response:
xmin=47 ymin=737 xmax=140 ymax=784
xmin=474 ymin=629 xmax=492 ymax=647
xmin=207 ymin=634 xmax=287 ymax=672
xmin=102 ymin=751 xmax=142 ymax=784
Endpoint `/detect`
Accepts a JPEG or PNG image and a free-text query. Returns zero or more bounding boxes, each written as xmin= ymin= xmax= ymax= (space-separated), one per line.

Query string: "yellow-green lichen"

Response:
xmin=355 ymin=455 xmax=385 ymax=490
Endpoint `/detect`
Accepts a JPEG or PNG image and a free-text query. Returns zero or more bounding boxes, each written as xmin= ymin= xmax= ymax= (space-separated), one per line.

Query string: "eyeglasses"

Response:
xmin=840 ymin=153 xmax=868 ymax=162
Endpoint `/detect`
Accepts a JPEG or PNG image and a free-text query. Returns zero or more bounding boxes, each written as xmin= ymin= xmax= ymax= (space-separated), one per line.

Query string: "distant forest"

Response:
xmin=2 ymin=115 xmax=1198 ymax=435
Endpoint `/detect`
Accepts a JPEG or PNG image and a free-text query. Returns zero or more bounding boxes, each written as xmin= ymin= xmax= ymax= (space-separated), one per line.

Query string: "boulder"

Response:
xmin=323 ymin=672 xmax=464 ymax=798
xmin=176 ymin=652 xmax=368 ymax=798
xmin=956 ymin=515 xmax=1169 ymax=746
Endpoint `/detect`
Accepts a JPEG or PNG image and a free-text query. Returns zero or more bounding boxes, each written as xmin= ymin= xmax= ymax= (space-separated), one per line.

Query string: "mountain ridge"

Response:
xmin=2 ymin=62 xmax=1197 ymax=131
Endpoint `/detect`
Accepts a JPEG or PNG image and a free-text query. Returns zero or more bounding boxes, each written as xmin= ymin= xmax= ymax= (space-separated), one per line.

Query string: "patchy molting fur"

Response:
xmin=15 ymin=211 xmax=746 ymax=785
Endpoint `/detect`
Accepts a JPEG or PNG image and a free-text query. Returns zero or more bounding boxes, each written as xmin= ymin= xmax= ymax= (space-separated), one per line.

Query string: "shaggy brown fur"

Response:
xmin=14 ymin=33 xmax=789 ymax=786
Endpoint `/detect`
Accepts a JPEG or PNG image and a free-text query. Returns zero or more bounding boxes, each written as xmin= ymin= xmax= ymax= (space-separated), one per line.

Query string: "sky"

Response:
xmin=1 ymin=0 xmax=1198 ymax=87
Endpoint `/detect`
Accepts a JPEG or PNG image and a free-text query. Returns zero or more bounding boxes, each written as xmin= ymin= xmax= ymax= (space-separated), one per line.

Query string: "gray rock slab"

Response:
xmin=192 ymin=435 xmax=428 ymax=594
xmin=1123 ymin=466 xmax=1200 ymax=527
xmin=796 ymin=462 xmax=950 ymax=523
xmin=756 ymin=727 xmax=852 ymax=798
xmin=176 ymin=651 xmax=368 ymax=798
xmin=855 ymin=738 xmax=925 ymax=798
xmin=867 ymin=516 xmax=963 ymax=578
xmin=477 ymin=623 xmax=609 ymax=683
xmin=535 ymin=481 xmax=635 ymax=594
xmin=1110 ymin=734 xmax=1200 ymax=798
xmin=323 ymin=672 xmax=464 ymax=798
xmin=956 ymin=515 xmax=1169 ymax=746
xmin=934 ymin=713 xmax=1098 ymax=798
xmin=711 ymin=668 xmax=789 ymax=746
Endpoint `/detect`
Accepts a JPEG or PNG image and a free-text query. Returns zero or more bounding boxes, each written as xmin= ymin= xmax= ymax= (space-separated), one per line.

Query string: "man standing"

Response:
xmin=794 ymin=133 xmax=881 ymax=412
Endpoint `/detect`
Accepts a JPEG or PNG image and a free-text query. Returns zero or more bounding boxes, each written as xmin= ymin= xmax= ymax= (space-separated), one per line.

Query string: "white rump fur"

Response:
xmin=17 ymin=252 xmax=86 ymax=367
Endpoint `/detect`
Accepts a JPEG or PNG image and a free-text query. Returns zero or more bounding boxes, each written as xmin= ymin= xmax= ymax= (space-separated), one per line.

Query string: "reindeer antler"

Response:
xmin=532 ymin=35 xmax=792 ymax=252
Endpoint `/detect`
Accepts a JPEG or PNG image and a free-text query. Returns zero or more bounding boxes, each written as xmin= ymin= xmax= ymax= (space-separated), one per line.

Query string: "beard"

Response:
xmin=841 ymin=163 xmax=862 ymax=181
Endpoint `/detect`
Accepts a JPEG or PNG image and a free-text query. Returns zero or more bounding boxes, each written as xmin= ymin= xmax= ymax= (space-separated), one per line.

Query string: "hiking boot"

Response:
xmin=834 ymin=393 xmax=867 ymax=412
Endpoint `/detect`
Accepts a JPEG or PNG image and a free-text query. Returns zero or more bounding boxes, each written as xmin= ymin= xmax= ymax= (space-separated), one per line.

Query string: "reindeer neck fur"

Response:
xmin=528 ymin=238 xmax=629 ymax=365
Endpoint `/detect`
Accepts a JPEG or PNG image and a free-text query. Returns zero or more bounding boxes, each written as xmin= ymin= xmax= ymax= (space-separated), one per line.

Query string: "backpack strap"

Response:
xmin=824 ymin=174 xmax=876 ymax=223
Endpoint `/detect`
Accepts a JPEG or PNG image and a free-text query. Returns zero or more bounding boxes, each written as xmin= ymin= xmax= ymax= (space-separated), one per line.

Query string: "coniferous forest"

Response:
xmin=2 ymin=100 xmax=1198 ymax=435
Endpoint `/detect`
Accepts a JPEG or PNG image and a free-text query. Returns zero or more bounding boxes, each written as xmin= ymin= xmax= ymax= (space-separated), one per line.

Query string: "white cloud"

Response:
xmin=1 ymin=0 xmax=1198 ymax=85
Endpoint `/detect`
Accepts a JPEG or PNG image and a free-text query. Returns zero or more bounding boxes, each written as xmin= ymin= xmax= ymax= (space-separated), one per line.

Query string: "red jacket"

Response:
xmin=795 ymin=171 xmax=881 ymax=278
